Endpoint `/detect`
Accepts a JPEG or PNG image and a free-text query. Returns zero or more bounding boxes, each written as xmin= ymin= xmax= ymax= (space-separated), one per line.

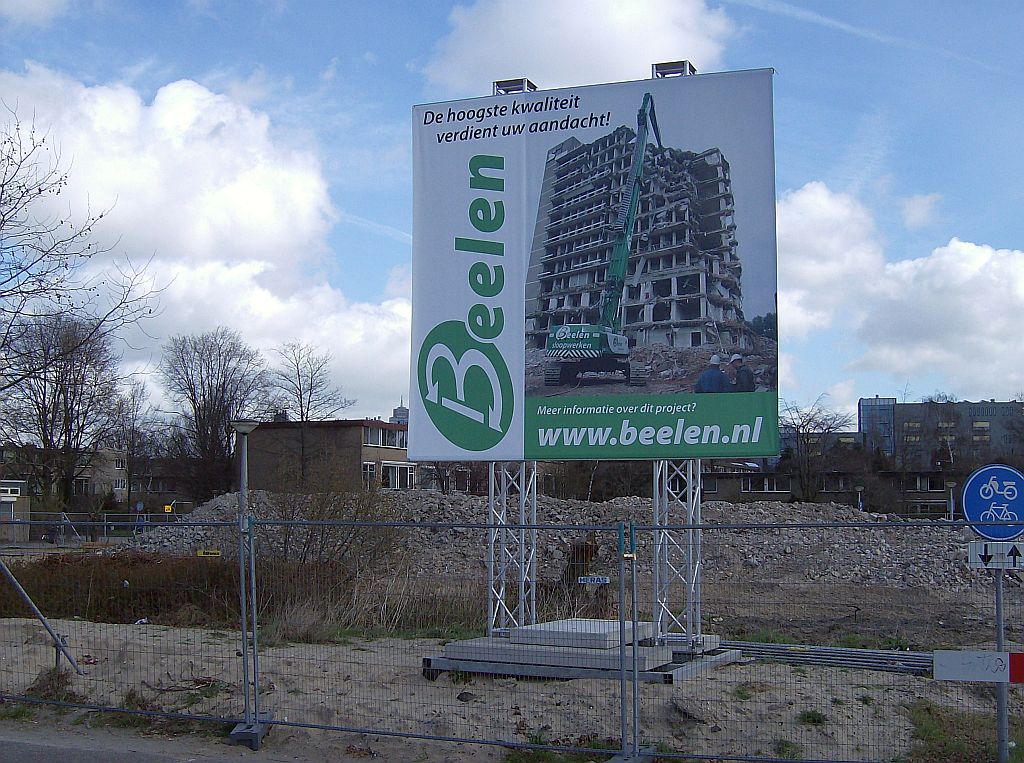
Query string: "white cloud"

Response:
xmin=776 ymin=181 xmax=885 ymax=338
xmin=900 ymin=192 xmax=941 ymax=230
xmin=0 ymin=0 xmax=69 ymax=25
xmin=0 ymin=63 xmax=411 ymax=418
xmin=777 ymin=352 xmax=796 ymax=389
xmin=384 ymin=265 xmax=411 ymax=300
xmin=424 ymin=0 xmax=733 ymax=96
xmin=825 ymin=379 xmax=858 ymax=421
xmin=852 ymin=238 xmax=1024 ymax=398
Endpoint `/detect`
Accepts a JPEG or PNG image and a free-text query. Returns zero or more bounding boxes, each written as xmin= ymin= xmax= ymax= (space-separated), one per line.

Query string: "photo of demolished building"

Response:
xmin=524 ymin=121 xmax=776 ymax=392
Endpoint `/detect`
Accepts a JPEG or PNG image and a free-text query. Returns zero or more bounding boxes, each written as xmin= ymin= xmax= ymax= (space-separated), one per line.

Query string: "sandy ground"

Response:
xmin=1 ymin=615 xmax=1018 ymax=762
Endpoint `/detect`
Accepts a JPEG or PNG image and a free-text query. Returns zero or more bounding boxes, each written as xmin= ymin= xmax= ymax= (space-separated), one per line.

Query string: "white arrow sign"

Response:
xmin=967 ymin=541 xmax=1024 ymax=570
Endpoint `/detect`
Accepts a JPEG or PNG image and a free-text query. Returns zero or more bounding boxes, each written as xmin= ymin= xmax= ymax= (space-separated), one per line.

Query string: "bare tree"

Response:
xmin=0 ymin=315 xmax=122 ymax=506
xmin=0 ymin=113 xmax=155 ymax=392
xmin=271 ymin=342 xmax=354 ymax=421
xmin=159 ymin=327 xmax=271 ymax=501
xmin=271 ymin=341 xmax=354 ymax=479
xmin=778 ymin=396 xmax=855 ymax=502
xmin=110 ymin=379 xmax=161 ymax=510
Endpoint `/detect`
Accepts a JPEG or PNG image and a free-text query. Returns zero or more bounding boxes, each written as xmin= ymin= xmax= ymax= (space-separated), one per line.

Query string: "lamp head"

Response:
xmin=230 ymin=419 xmax=259 ymax=435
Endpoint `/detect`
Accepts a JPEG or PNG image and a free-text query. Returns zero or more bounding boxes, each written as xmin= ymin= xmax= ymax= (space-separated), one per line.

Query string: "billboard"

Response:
xmin=410 ymin=69 xmax=778 ymax=461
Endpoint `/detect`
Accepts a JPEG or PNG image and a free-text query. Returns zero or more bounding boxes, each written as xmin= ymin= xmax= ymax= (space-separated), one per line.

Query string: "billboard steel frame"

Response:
xmin=653 ymin=459 xmax=703 ymax=645
xmin=487 ymin=461 xmax=538 ymax=634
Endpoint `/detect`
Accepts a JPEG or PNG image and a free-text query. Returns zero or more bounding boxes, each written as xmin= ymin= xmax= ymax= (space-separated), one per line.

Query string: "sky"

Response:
xmin=1 ymin=0 xmax=1022 ymax=421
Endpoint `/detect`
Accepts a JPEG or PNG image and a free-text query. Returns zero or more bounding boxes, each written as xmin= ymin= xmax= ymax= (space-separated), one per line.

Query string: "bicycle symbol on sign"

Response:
xmin=979 ymin=476 xmax=1018 ymax=501
xmin=980 ymin=503 xmax=1019 ymax=523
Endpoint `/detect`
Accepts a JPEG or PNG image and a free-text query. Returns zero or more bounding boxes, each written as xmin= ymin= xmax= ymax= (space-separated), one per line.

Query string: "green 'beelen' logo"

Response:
xmin=417 ymin=321 xmax=513 ymax=451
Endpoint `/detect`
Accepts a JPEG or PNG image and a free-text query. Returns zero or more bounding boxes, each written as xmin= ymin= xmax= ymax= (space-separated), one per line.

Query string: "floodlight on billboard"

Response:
xmin=410 ymin=69 xmax=779 ymax=461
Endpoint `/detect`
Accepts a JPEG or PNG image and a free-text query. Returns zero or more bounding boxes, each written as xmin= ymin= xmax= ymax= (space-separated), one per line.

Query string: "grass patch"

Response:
xmin=729 ymin=627 xmax=799 ymax=644
xmin=86 ymin=689 xmax=233 ymax=738
xmin=23 ymin=668 xmax=85 ymax=704
xmin=504 ymin=738 xmax=620 ymax=762
xmin=733 ymin=684 xmax=753 ymax=701
xmin=831 ymin=632 xmax=913 ymax=650
xmin=904 ymin=699 xmax=1024 ymax=763
xmin=857 ymin=693 xmax=875 ymax=706
xmin=0 ymin=702 xmax=34 ymax=720
xmin=0 ymin=551 xmax=492 ymax=643
xmin=449 ymin=670 xmax=475 ymax=686
xmin=773 ymin=738 xmax=804 ymax=759
xmin=797 ymin=709 xmax=828 ymax=726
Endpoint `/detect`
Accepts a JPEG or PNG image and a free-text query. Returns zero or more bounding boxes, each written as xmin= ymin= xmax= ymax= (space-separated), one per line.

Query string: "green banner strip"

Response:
xmin=524 ymin=392 xmax=779 ymax=460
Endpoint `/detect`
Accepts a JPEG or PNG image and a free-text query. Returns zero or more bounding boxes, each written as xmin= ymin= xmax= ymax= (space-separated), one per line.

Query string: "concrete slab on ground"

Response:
xmin=509 ymin=618 xmax=655 ymax=649
xmin=441 ymin=637 xmax=673 ymax=671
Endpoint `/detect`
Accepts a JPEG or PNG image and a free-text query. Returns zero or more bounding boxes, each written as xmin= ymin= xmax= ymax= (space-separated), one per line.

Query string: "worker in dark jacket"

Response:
xmin=695 ymin=355 xmax=729 ymax=393
xmin=729 ymin=353 xmax=755 ymax=392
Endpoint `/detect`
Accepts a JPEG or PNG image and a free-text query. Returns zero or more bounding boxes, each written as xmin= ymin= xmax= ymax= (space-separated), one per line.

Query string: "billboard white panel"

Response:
xmin=410 ymin=70 xmax=778 ymax=461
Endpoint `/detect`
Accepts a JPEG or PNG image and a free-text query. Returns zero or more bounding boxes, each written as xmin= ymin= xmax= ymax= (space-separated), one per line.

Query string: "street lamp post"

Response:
xmin=854 ymin=485 xmax=865 ymax=512
xmin=228 ymin=419 xmax=269 ymax=749
xmin=945 ymin=481 xmax=957 ymax=522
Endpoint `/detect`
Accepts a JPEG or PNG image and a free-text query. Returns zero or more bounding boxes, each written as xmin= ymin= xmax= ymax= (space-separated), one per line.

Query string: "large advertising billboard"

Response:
xmin=410 ymin=69 xmax=778 ymax=461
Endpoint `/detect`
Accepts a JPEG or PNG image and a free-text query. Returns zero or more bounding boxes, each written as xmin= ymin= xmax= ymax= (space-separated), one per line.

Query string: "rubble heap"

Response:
xmin=123 ymin=490 xmax=984 ymax=594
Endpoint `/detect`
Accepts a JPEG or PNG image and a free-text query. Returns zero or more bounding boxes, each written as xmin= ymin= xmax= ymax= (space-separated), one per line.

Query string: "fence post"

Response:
xmin=247 ymin=515 xmax=267 ymax=734
xmin=629 ymin=521 xmax=640 ymax=757
xmin=617 ymin=523 xmax=628 ymax=755
xmin=236 ymin=500 xmax=252 ymax=730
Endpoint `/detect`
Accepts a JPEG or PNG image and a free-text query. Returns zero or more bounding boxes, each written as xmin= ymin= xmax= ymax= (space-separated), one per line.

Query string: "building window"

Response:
xmin=822 ymin=475 xmax=852 ymax=492
xmin=973 ymin=421 xmax=991 ymax=429
xmin=938 ymin=421 xmax=956 ymax=428
xmin=114 ymin=478 xmax=128 ymax=491
xmin=379 ymin=463 xmax=416 ymax=490
xmin=0 ymin=486 xmax=20 ymax=497
xmin=702 ymin=477 xmax=718 ymax=494
xmin=362 ymin=462 xmax=376 ymax=487
xmin=973 ymin=434 xmax=991 ymax=442
xmin=363 ymin=427 xmax=382 ymax=446
xmin=741 ymin=475 xmax=790 ymax=493
xmin=903 ymin=421 xmax=921 ymax=429
xmin=73 ymin=478 xmax=90 ymax=496
xmin=115 ymin=458 xmax=127 ymax=470
xmin=904 ymin=435 xmax=921 ymax=443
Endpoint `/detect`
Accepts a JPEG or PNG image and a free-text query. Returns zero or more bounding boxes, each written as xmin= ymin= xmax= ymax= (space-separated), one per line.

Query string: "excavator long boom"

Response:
xmin=599 ymin=92 xmax=663 ymax=331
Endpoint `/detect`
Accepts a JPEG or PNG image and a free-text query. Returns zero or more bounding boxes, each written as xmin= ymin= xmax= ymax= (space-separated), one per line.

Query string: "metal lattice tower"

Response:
xmin=652 ymin=459 xmax=702 ymax=645
xmin=487 ymin=461 xmax=538 ymax=635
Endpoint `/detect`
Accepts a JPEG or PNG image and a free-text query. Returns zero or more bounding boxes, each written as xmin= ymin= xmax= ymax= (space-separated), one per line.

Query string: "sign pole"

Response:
xmin=996 ymin=569 xmax=1009 ymax=763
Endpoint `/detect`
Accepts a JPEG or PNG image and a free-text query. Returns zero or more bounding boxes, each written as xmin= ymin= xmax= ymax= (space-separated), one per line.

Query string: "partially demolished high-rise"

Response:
xmin=525 ymin=125 xmax=747 ymax=351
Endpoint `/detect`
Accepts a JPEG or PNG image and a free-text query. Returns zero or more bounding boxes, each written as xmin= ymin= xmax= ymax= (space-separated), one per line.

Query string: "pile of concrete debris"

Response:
xmin=122 ymin=489 xmax=984 ymax=595
xmin=524 ymin=341 xmax=777 ymax=394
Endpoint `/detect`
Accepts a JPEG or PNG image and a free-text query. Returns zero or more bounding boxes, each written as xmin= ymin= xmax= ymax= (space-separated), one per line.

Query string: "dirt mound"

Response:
xmin=123 ymin=490 xmax=985 ymax=594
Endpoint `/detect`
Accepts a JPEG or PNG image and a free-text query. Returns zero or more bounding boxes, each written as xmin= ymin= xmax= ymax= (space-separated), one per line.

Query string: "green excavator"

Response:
xmin=544 ymin=92 xmax=662 ymax=387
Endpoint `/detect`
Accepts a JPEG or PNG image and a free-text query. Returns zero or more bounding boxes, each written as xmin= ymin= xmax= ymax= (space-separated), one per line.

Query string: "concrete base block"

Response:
xmin=509 ymin=618 xmax=655 ymax=649
xmin=229 ymin=711 xmax=273 ymax=750
xmin=442 ymin=637 xmax=673 ymax=671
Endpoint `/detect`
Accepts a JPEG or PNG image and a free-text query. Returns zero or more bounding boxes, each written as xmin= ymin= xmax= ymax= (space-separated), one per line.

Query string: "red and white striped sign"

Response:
xmin=933 ymin=650 xmax=1024 ymax=682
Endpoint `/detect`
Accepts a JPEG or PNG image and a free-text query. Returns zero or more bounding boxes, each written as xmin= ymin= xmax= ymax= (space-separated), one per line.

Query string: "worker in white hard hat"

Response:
xmin=695 ymin=354 xmax=729 ymax=393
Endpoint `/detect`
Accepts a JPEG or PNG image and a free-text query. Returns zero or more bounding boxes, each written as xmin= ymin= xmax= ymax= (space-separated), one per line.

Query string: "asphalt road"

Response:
xmin=0 ymin=721 xmax=291 ymax=763
xmin=0 ymin=716 xmax=502 ymax=762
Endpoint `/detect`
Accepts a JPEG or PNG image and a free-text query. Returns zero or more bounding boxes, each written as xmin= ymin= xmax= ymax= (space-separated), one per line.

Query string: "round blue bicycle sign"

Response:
xmin=962 ymin=464 xmax=1024 ymax=541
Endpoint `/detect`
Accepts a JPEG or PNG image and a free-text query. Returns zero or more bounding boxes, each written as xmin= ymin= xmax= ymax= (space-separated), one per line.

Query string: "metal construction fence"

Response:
xmin=0 ymin=513 xmax=1020 ymax=762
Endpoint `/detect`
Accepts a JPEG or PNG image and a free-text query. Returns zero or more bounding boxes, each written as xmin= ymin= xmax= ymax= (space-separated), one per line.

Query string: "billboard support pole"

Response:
xmin=487 ymin=461 xmax=537 ymax=635
xmin=652 ymin=459 xmax=702 ymax=646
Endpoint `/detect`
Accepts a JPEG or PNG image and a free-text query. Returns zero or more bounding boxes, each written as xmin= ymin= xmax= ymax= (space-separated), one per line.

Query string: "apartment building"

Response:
xmin=525 ymin=125 xmax=747 ymax=351
xmin=859 ymin=397 xmax=1024 ymax=469
xmin=247 ymin=412 xmax=416 ymax=492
